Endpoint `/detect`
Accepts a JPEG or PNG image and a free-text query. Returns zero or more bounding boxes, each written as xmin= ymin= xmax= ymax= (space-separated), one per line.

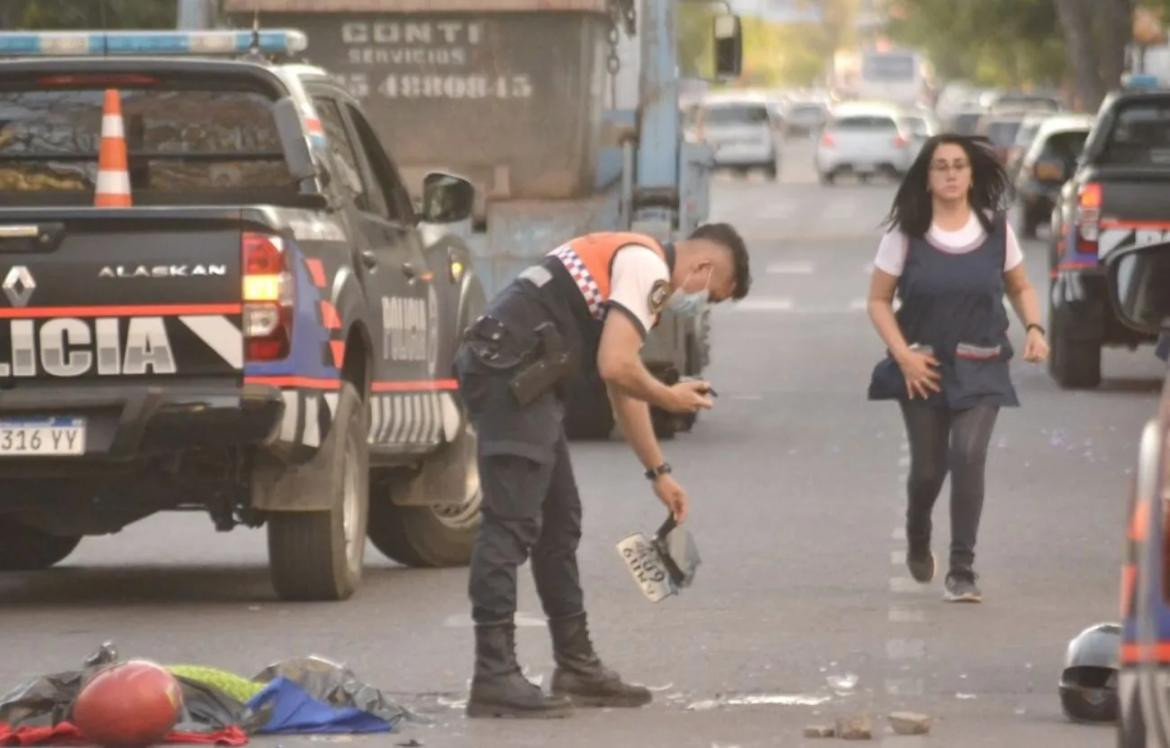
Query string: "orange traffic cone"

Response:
xmin=95 ymin=89 xmax=131 ymax=208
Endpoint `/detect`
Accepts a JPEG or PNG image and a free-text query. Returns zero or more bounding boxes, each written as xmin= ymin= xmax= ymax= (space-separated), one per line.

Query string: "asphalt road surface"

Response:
xmin=1 ymin=139 xmax=1162 ymax=747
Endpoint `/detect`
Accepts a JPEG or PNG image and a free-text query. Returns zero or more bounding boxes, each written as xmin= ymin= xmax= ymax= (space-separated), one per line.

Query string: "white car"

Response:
xmin=696 ymin=96 xmax=782 ymax=179
xmin=815 ymin=104 xmax=913 ymax=184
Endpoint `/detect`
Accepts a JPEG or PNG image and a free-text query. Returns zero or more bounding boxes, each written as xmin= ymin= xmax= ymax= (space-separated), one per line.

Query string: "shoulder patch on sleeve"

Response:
xmin=649 ymin=279 xmax=671 ymax=315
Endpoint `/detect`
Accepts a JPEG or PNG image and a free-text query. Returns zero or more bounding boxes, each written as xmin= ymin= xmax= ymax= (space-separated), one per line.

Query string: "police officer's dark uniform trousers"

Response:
xmin=454 ymin=254 xmax=652 ymax=718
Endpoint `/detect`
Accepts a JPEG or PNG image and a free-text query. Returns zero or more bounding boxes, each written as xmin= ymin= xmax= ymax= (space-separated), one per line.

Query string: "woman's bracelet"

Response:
xmin=1026 ymin=323 xmax=1046 ymax=336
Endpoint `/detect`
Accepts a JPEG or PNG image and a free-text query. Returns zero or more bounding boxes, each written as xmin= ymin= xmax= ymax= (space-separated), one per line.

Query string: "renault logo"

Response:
xmin=2 ymin=266 xmax=35 ymax=307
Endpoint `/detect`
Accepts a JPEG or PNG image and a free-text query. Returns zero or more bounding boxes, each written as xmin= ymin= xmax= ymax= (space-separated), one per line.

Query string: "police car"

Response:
xmin=1048 ymin=84 xmax=1170 ymax=388
xmin=1108 ymin=238 xmax=1170 ymax=745
xmin=0 ymin=30 xmax=485 ymax=600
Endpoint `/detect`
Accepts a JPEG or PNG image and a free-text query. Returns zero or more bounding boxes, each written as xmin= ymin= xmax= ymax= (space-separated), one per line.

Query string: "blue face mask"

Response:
xmin=666 ymin=267 xmax=712 ymax=317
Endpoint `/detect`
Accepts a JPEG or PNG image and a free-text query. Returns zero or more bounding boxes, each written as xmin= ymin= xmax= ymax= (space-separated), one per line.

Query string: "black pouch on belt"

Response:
xmin=508 ymin=322 xmax=573 ymax=406
xmin=464 ymin=315 xmax=530 ymax=371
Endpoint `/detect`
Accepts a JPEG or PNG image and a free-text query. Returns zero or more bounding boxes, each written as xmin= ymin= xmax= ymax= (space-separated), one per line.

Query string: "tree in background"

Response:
xmin=0 ymin=0 xmax=176 ymax=30
xmin=1054 ymin=0 xmax=1134 ymax=110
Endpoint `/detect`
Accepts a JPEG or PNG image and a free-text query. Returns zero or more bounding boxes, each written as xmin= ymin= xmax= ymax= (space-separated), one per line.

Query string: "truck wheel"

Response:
xmin=267 ymin=383 xmax=369 ymax=601
xmin=369 ymin=418 xmax=482 ymax=568
xmin=1118 ymin=695 xmax=1147 ymax=748
xmin=0 ymin=517 xmax=81 ymax=570
xmin=651 ymin=407 xmax=679 ymax=440
xmin=1050 ymin=317 xmax=1102 ymax=389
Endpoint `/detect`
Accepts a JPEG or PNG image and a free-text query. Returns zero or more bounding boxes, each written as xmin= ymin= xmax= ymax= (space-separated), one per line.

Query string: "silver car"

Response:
xmin=815 ymin=105 xmax=913 ymax=184
xmin=697 ymin=98 xmax=782 ymax=179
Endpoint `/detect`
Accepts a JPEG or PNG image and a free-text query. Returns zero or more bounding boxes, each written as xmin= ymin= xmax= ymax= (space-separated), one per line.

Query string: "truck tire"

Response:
xmin=0 ymin=517 xmax=81 ymax=570
xmin=1050 ymin=315 xmax=1102 ymax=389
xmin=267 ymin=383 xmax=369 ymax=601
xmin=369 ymin=416 xmax=482 ymax=568
xmin=1118 ymin=695 xmax=1147 ymax=748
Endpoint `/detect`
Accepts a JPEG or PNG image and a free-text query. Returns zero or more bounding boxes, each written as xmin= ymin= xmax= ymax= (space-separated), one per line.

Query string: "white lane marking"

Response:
xmin=889 ymin=607 xmax=926 ymax=623
xmin=889 ymin=577 xmax=920 ymax=593
xmin=898 ymin=456 xmax=911 ymax=468
xmin=733 ymin=297 xmax=794 ymax=312
xmin=766 ymin=261 xmax=815 ymax=275
xmin=887 ymin=639 xmax=926 ymax=660
xmin=826 ymin=203 xmax=853 ymax=221
xmin=444 ymin=612 xmax=546 ymax=628
xmin=891 ymin=527 xmax=906 ymax=541
xmin=324 ymin=392 xmax=339 ymax=418
xmin=891 ymin=550 xmax=906 ymax=565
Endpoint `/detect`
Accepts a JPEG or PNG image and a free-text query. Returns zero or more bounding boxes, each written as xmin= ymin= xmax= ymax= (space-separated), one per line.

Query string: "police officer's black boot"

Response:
xmin=549 ymin=612 xmax=652 ymax=707
xmin=467 ymin=622 xmax=573 ymax=719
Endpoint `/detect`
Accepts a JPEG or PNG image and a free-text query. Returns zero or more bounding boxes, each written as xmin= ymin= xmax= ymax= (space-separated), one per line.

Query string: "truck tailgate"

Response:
xmin=0 ymin=211 xmax=244 ymax=384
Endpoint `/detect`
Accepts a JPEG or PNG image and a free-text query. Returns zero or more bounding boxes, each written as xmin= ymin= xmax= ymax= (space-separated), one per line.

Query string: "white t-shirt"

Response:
xmin=874 ymin=212 xmax=1024 ymax=276
xmin=607 ymin=245 xmax=670 ymax=338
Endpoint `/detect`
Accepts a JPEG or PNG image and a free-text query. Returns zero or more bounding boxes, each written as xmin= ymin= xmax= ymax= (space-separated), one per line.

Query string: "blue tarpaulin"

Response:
xmin=246 ymin=678 xmax=392 ymax=735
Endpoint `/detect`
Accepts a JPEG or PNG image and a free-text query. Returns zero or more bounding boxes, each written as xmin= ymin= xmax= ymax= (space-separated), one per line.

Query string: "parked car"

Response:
xmin=977 ymin=111 xmax=1029 ymax=164
xmin=948 ymin=108 xmax=985 ymax=136
xmin=1005 ymin=112 xmax=1052 ymax=179
xmin=899 ymin=108 xmax=940 ymax=160
xmin=1048 ymin=88 xmax=1170 ymax=387
xmin=1013 ymin=114 xmax=1093 ymax=237
xmin=989 ymin=91 xmax=1062 ymax=114
xmin=696 ymin=95 xmax=783 ymax=179
xmin=1110 ymin=239 xmax=1170 ymax=748
xmin=815 ymin=103 xmax=913 ymax=184
xmin=784 ymin=99 xmax=829 ymax=137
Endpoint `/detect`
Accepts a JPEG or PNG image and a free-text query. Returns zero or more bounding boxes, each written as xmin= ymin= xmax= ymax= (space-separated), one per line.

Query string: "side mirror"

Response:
xmin=422 ymin=172 xmax=474 ymax=224
xmin=1106 ymin=242 xmax=1170 ymax=336
xmin=713 ymin=14 xmax=742 ymax=81
xmin=273 ymin=97 xmax=317 ymax=182
xmin=1033 ymin=158 xmax=1069 ymax=182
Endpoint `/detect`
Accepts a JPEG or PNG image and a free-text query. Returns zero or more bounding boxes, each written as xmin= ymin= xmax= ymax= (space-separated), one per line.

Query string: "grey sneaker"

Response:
xmin=906 ymin=542 xmax=935 ymax=583
xmin=943 ymin=569 xmax=982 ymax=603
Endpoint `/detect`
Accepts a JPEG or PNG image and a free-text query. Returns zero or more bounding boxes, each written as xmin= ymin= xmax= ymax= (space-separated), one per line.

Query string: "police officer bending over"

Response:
xmin=454 ymin=224 xmax=751 ymax=718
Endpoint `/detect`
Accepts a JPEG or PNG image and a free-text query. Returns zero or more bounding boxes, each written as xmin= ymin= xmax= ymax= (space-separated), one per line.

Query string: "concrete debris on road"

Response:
xmin=803 ymin=724 xmax=836 ymax=738
xmin=888 ymin=711 xmax=931 ymax=735
xmin=835 ymin=713 xmax=873 ymax=740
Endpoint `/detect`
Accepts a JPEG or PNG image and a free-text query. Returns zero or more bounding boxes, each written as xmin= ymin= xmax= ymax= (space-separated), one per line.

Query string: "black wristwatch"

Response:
xmin=1026 ymin=323 xmax=1046 ymax=336
xmin=644 ymin=463 xmax=672 ymax=481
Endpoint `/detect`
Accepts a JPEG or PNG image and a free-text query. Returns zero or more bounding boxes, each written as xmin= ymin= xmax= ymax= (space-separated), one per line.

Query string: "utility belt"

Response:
xmin=464 ymin=315 xmax=576 ymax=406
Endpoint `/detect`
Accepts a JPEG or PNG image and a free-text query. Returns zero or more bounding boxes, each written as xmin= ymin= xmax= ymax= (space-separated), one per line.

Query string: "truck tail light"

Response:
xmin=821 ymin=132 xmax=836 ymax=148
xmin=893 ymin=134 xmax=908 ymax=149
xmin=242 ymin=232 xmax=293 ymax=361
xmin=1076 ymin=182 xmax=1102 ymax=252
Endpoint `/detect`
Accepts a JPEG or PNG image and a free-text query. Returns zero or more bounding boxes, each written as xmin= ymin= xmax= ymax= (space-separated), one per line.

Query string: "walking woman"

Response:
xmin=866 ymin=134 xmax=1049 ymax=603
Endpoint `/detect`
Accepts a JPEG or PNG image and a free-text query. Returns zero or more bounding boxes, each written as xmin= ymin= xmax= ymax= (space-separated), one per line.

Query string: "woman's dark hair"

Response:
xmin=882 ymin=134 xmax=1011 ymax=237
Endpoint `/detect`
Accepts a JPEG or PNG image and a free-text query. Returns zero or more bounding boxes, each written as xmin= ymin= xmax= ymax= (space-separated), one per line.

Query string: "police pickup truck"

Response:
xmin=0 ymin=30 xmax=485 ymax=601
xmin=1049 ymin=86 xmax=1170 ymax=388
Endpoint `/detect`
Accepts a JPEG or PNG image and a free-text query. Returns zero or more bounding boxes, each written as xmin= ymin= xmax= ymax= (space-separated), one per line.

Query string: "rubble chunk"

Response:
xmin=888 ymin=711 xmax=931 ymax=735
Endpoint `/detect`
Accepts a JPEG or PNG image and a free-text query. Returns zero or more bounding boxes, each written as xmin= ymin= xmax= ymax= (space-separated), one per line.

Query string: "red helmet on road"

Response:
xmin=73 ymin=660 xmax=183 ymax=746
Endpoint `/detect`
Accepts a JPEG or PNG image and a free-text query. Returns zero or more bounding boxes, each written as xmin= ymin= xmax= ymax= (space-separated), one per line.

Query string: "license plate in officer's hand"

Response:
xmin=616 ymin=533 xmax=674 ymax=603
xmin=0 ymin=418 xmax=85 ymax=456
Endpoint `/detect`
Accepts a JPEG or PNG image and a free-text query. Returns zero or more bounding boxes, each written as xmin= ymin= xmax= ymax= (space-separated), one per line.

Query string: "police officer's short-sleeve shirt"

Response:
xmin=607 ymin=245 xmax=671 ymax=339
